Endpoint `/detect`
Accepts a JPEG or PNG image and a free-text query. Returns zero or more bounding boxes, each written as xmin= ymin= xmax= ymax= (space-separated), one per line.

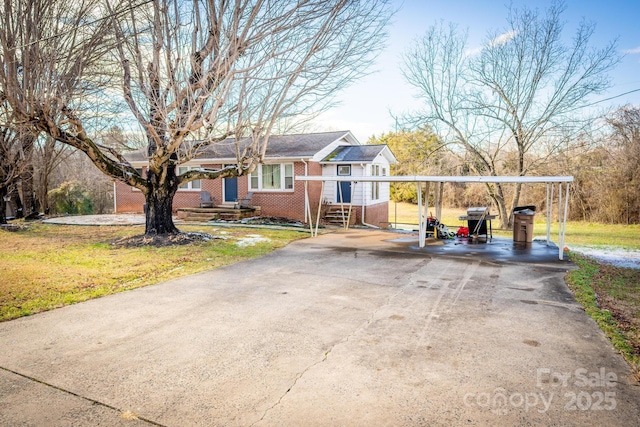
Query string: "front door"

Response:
xmin=337 ymin=165 xmax=351 ymax=204
xmin=224 ymin=177 xmax=238 ymax=203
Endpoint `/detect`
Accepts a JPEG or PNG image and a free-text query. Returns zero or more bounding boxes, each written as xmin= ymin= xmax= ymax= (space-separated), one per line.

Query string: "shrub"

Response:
xmin=48 ymin=181 xmax=94 ymax=215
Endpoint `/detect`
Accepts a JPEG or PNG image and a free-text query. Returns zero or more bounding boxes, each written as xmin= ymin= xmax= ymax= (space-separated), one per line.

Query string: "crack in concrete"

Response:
xmin=250 ymin=259 xmax=431 ymax=426
xmin=0 ymin=365 xmax=166 ymax=427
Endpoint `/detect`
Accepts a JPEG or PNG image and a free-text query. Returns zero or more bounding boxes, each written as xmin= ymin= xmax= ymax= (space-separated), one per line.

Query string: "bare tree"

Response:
xmin=604 ymin=106 xmax=640 ymax=223
xmin=1 ymin=0 xmax=116 ymax=221
xmin=402 ymin=1 xmax=619 ymax=228
xmin=0 ymin=115 xmax=25 ymax=223
xmin=33 ymin=135 xmax=74 ymax=214
xmin=0 ymin=86 xmax=39 ymax=222
xmin=3 ymin=0 xmax=390 ymax=236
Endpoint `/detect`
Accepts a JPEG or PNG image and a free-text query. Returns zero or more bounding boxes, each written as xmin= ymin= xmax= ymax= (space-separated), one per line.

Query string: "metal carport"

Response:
xmin=297 ymin=175 xmax=574 ymax=260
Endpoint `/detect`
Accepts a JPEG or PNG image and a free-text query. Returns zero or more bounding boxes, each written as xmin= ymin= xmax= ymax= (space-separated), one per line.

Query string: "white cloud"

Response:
xmin=623 ymin=46 xmax=640 ymax=54
xmin=489 ymin=30 xmax=517 ymax=47
xmin=463 ymin=31 xmax=517 ymax=57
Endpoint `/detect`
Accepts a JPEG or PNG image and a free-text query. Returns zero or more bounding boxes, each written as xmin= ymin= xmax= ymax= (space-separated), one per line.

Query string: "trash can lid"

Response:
xmin=514 ymin=209 xmax=535 ymax=215
xmin=513 ymin=205 xmax=536 ymax=214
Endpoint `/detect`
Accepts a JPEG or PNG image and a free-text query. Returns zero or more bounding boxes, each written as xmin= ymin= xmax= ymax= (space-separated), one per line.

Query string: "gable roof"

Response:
xmin=321 ymin=144 xmax=390 ymax=163
xmin=124 ymin=130 xmax=355 ymax=163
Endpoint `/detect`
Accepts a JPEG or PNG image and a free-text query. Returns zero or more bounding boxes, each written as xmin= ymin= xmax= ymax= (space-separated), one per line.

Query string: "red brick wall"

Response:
xmin=246 ymin=162 xmax=320 ymax=222
xmin=362 ymin=202 xmax=389 ymax=227
xmin=305 ymin=163 xmax=323 ymax=222
xmin=320 ymin=202 xmax=389 ymax=227
xmin=114 ymin=161 xmax=322 ymax=223
xmin=115 ymin=182 xmax=145 ymax=213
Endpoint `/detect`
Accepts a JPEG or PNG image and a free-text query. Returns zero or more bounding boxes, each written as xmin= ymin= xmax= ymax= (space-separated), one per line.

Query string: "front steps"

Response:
xmin=323 ymin=206 xmax=354 ymax=225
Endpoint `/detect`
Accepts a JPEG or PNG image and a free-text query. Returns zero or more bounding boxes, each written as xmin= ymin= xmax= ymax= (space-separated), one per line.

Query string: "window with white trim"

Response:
xmin=249 ymin=163 xmax=294 ymax=191
xmin=178 ymin=166 xmax=201 ymax=190
xmin=371 ymin=164 xmax=380 ymax=200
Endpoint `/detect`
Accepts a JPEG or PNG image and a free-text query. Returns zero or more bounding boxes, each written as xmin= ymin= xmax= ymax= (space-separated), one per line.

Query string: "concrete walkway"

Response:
xmin=1 ymin=230 xmax=638 ymax=426
xmin=43 ymin=214 xmax=146 ymax=226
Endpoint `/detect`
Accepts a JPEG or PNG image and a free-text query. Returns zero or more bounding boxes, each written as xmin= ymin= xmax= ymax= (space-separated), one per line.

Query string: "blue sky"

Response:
xmin=313 ymin=0 xmax=640 ymax=142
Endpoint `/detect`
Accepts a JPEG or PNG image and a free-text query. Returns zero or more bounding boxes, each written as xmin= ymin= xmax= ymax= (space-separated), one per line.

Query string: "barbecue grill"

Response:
xmin=458 ymin=207 xmax=496 ymax=240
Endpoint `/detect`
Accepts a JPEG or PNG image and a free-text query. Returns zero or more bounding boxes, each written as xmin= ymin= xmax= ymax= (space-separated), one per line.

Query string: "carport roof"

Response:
xmin=296 ymin=175 xmax=573 ymax=183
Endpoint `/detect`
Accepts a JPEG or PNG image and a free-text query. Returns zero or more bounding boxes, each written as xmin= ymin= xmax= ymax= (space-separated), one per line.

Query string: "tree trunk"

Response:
xmin=0 ymin=186 xmax=7 ymax=224
xmin=20 ymin=166 xmax=39 ymax=219
xmin=485 ymin=182 xmax=509 ymax=229
xmin=10 ymin=186 xmax=23 ymax=218
xmin=508 ymin=182 xmax=523 ymax=229
xmin=39 ymin=171 xmax=50 ymax=215
xmin=144 ymin=167 xmax=180 ymax=236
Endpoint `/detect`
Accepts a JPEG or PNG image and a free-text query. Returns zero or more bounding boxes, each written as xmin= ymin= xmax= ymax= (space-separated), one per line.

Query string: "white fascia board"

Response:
xmin=311 ymin=139 xmax=356 ymax=162
xmin=296 ymin=175 xmax=574 ymax=183
xmin=382 ymin=146 xmax=398 ymax=164
xmin=342 ymin=130 xmax=361 ymax=145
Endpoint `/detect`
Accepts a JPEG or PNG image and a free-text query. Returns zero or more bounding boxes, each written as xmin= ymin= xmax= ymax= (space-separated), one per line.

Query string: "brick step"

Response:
xmin=177 ymin=206 xmax=258 ymax=222
xmin=182 ymin=214 xmax=220 ymax=222
xmin=218 ymin=213 xmax=243 ymax=221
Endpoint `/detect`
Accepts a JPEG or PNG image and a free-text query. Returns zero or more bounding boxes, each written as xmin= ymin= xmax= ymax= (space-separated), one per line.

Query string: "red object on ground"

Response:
xmin=456 ymin=227 xmax=469 ymax=238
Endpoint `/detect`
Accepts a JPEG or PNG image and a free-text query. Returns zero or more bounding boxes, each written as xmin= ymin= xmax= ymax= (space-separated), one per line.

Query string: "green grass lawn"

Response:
xmin=566 ymin=254 xmax=640 ymax=378
xmin=0 ymin=223 xmax=306 ymax=322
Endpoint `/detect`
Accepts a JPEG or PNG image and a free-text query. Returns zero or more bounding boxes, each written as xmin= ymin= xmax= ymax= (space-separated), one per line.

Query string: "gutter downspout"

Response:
xmin=360 ymin=163 xmax=379 ymax=228
xmin=301 ymin=159 xmax=309 ymax=223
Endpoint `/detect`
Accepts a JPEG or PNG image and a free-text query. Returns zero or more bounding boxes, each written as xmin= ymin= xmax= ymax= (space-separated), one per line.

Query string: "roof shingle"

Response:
xmin=124 ymin=130 xmax=352 ymax=162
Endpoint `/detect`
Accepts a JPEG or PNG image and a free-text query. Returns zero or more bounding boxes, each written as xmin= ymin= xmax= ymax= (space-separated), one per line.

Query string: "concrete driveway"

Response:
xmin=1 ymin=230 xmax=638 ymax=426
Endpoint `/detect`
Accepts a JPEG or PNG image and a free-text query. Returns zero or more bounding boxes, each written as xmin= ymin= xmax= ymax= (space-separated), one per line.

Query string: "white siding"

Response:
xmin=321 ymin=164 xmax=367 ymax=204
xmin=362 ymin=154 xmax=392 ymax=206
xmin=320 ymin=157 xmax=393 ymax=207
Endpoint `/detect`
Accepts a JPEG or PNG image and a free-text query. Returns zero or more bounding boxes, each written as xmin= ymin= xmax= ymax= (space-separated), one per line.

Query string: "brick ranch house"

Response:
xmin=114 ymin=130 xmax=397 ymax=226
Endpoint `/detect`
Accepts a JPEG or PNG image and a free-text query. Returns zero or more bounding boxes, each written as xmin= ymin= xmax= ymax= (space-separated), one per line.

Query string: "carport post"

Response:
xmin=417 ymin=182 xmax=425 ymax=248
xmin=435 ymin=182 xmax=443 ymax=234
xmin=314 ymin=180 xmax=325 ymax=237
xmin=545 ymin=183 xmax=552 ymax=246
xmin=425 ymin=181 xmax=430 ymax=238
xmin=346 ymin=181 xmax=357 ymax=229
xmin=558 ymin=183 xmax=563 ymax=259
xmin=558 ymin=183 xmax=570 ymax=260
xmin=304 ymin=181 xmax=310 ymax=226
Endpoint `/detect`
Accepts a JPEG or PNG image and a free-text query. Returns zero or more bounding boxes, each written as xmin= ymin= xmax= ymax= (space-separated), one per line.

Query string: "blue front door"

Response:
xmin=337 ymin=165 xmax=351 ymax=203
xmin=224 ymin=177 xmax=238 ymax=203
xmin=338 ymin=181 xmax=351 ymax=203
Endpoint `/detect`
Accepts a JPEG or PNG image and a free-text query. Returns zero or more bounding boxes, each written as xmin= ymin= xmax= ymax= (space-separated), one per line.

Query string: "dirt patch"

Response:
xmin=0 ymin=224 xmax=28 ymax=232
xmin=112 ymin=231 xmax=220 ymax=248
